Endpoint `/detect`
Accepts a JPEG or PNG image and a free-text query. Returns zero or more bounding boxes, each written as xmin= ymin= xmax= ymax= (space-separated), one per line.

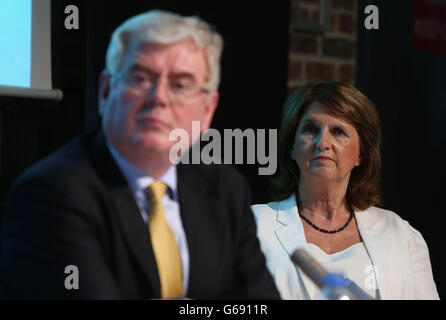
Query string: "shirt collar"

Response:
xmin=106 ymin=141 xmax=177 ymax=200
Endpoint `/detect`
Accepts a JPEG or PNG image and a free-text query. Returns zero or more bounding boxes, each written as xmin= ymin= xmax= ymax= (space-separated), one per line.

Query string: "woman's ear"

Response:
xmin=356 ymin=155 xmax=362 ymax=166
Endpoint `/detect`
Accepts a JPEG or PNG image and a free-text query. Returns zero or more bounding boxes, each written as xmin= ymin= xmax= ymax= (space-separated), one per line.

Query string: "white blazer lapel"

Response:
xmin=272 ymin=195 xmax=311 ymax=299
xmin=355 ymin=208 xmax=393 ymax=299
xmin=274 ymin=195 xmax=307 ymax=255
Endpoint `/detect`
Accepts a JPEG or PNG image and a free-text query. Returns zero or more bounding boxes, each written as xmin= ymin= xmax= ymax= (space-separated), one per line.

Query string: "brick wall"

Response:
xmin=288 ymin=0 xmax=357 ymax=94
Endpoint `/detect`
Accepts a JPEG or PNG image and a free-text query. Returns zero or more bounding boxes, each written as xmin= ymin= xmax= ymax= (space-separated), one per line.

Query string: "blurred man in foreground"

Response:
xmin=0 ymin=10 xmax=279 ymax=299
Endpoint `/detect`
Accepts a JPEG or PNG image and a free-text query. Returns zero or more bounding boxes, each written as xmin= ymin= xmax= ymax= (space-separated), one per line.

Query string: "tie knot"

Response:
xmin=147 ymin=181 xmax=167 ymax=205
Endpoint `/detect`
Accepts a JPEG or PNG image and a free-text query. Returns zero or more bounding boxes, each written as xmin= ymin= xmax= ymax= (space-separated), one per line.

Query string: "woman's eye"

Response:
xmin=333 ymin=128 xmax=347 ymax=136
xmin=302 ymin=124 xmax=316 ymax=133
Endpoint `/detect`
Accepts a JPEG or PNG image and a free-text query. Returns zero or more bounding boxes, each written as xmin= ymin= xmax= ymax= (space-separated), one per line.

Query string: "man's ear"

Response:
xmin=98 ymin=71 xmax=111 ymax=116
xmin=200 ymin=91 xmax=219 ymax=133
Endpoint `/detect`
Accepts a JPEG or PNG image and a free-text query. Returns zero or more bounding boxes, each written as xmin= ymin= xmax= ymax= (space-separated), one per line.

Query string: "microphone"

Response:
xmin=291 ymin=248 xmax=375 ymax=300
xmin=291 ymin=248 xmax=326 ymax=288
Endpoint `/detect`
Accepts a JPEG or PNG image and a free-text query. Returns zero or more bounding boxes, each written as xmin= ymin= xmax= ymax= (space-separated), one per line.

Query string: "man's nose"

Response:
xmin=145 ymin=77 xmax=170 ymax=106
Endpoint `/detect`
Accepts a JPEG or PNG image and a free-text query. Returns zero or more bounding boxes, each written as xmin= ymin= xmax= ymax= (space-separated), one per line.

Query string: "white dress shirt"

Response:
xmin=301 ymin=242 xmax=376 ymax=299
xmin=107 ymin=142 xmax=190 ymax=294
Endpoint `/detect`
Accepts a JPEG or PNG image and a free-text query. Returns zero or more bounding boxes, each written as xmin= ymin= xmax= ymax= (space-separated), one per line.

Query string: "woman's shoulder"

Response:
xmin=359 ymin=206 xmax=422 ymax=237
xmin=251 ymin=201 xmax=280 ymax=221
xmin=251 ymin=195 xmax=298 ymax=232
xmin=250 ymin=200 xmax=292 ymax=252
xmin=361 ymin=206 xmax=403 ymax=222
xmin=251 ymin=200 xmax=286 ymax=228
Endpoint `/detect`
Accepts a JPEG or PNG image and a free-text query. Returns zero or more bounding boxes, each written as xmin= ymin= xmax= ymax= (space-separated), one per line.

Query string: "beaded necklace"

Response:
xmin=298 ymin=207 xmax=354 ymax=234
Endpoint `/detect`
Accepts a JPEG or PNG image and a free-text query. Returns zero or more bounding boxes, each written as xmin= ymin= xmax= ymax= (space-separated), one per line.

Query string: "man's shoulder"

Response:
xmin=10 ymin=131 xmax=99 ymax=190
xmin=178 ymin=163 xmax=247 ymax=184
xmin=177 ymin=163 xmax=250 ymax=201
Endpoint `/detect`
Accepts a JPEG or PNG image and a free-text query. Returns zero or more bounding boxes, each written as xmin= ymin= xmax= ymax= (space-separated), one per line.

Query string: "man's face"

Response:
xmin=99 ymin=38 xmax=218 ymax=158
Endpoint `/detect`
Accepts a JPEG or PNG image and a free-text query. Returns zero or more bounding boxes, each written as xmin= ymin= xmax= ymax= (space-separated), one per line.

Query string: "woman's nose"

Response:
xmin=315 ymin=129 xmax=330 ymax=150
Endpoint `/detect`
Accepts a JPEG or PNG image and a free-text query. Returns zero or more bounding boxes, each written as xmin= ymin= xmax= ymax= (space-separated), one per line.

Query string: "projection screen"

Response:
xmin=0 ymin=0 xmax=63 ymax=101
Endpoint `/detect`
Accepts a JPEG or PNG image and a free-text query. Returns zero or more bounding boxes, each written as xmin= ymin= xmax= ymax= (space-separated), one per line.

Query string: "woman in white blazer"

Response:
xmin=252 ymin=81 xmax=439 ymax=300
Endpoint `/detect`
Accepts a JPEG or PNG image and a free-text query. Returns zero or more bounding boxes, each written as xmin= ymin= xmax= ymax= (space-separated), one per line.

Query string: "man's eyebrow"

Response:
xmin=129 ymin=64 xmax=196 ymax=80
xmin=169 ymin=72 xmax=196 ymax=80
xmin=129 ymin=63 xmax=155 ymax=74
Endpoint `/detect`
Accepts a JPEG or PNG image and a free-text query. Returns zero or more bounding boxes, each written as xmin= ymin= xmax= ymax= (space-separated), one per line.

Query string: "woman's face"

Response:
xmin=291 ymin=102 xmax=361 ymax=185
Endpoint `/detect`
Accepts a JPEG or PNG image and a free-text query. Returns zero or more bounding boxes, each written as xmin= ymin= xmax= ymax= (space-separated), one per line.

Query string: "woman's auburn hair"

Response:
xmin=269 ymin=80 xmax=382 ymax=211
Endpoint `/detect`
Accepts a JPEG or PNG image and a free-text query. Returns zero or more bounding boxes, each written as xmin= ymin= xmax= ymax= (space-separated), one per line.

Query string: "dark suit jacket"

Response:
xmin=0 ymin=131 xmax=280 ymax=299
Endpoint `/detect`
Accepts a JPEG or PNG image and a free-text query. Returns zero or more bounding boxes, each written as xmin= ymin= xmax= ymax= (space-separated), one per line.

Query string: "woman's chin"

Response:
xmin=306 ymin=167 xmax=338 ymax=181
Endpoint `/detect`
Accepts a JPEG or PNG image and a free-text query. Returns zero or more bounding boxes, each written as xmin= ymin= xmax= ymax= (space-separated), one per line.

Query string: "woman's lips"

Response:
xmin=312 ymin=156 xmax=333 ymax=161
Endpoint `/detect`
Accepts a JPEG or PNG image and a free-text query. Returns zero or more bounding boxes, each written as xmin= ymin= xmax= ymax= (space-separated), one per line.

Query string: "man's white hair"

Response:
xmin=105 ymin=10 xmax=223 ymax=91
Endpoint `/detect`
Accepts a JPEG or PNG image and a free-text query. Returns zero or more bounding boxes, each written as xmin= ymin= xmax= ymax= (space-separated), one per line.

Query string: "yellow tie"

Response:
xmin=147 ymin=181 xmax=183 ymax=298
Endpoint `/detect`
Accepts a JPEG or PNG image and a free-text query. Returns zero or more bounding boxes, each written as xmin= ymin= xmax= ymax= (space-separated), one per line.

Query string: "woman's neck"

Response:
xmin=297 ymin=178 xmax=350 ymax=221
